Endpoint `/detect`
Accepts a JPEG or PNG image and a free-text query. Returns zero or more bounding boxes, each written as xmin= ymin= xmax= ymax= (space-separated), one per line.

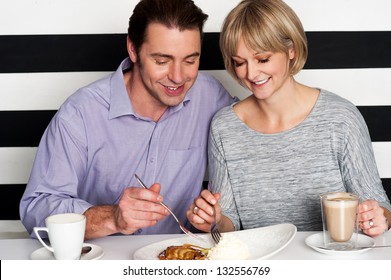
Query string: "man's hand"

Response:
xmin=114 ymin=183 xmax=169 ymax=234
xmin=84 ymin=183 xmax=168 ymax=239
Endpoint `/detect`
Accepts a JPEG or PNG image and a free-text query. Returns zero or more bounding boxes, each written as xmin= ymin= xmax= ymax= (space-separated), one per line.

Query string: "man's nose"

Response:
xmin=168 ymin=63 xmax=185 ymax=84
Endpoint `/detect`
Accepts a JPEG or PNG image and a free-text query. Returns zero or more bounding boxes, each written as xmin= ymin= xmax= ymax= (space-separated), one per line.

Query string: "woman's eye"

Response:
xmin=233 ymin=61 xmax=244 ymax=67
xmin=258 ymin=58 xmax=269 ymax=63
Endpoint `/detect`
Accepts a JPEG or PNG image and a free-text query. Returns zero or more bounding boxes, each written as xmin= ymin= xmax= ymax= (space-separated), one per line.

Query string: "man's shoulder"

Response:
xmin=66 ymin=74 xmax=111 ymax=104
xmin=189 ymin=72 xmax=234 ymax=105
xmin=196 ymin=72 xmax=218 ymax=81
xmin=56 ymin=74 xmax=112 ymax=121
xmin=194 ymin=72 xmax=223 ymax=87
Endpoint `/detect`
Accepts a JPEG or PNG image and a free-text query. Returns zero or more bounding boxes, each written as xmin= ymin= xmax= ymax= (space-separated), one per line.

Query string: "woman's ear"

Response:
xmin=127 ymin=36 xmax=137 ymax=63
xmin=288 ymin=46 xmax=296 ymax=60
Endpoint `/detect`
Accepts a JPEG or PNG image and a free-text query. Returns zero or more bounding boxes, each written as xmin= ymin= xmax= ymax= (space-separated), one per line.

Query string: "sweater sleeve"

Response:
xmin=208 ymin=114 xmax=241 ymax=231
xmin=340 ymin=105 xmax=391 ymax=211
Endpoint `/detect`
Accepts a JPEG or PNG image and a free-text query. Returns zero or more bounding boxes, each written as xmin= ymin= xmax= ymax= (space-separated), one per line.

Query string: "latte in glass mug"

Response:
xmin=320 ymin=192 xmax=359 ymax=249
xmin=323 ymin=193 xmax=358 ymax=241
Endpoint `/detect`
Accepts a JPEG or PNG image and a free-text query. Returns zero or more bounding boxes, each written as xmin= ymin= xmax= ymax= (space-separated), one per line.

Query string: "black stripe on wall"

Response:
xmin=3 ymin=179 xmax=391 ymax=220
xmin=358 ymin=106 xmax=391 ymax=143
xmin=1 ymin=31 xmax=391 ymax=73
xmin=2 ymin=106 xmax=390 ymax=147
xmin=0 ymin=111 xmax=55 ymax=147
xmin=0 ymin=34 xmax=127 ymax=73
xmin=0 ymin=184 xmax=25 ymax=220
xmin=305 ymin=31 xmax=391 ymax=69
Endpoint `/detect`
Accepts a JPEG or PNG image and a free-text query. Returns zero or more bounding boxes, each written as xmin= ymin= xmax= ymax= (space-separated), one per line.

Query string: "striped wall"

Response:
xmin=1 ymin=0 xmax=390 ymax=219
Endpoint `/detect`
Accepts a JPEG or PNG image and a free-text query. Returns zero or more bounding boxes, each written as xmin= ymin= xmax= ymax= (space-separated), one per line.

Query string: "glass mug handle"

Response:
xmin=33 ymin=227 xmax=54 ymax=253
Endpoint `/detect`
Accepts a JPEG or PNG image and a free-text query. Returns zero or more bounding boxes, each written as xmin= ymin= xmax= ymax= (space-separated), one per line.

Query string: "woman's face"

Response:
xmin=232 ymin=38 xmax=295 ymax=101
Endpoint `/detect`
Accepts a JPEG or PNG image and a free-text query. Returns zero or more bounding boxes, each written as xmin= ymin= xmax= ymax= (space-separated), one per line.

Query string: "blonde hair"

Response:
xmin=220 ymin=0 xmax=307 ymax=82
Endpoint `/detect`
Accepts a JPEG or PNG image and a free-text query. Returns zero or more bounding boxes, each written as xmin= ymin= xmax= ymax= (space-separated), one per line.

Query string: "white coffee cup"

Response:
xmin=33 ymin=213 xmax=86 ymax=260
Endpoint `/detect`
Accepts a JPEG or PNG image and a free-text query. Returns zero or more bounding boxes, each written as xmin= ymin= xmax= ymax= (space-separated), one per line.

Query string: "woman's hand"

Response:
xmin=358 ymin=200 xmax=388 ymax=237
xmin=187 ymin=190 xmax=221 ymax=232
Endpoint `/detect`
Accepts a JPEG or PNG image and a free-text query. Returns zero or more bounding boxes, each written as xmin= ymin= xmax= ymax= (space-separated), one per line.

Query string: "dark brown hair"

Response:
xmin=128 ymin=0 xmax=208 ymax=55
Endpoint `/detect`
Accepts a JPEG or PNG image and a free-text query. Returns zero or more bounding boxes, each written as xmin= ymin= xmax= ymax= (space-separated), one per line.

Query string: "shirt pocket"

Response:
xmin=161 ymin=146 xmax=205 ymax=203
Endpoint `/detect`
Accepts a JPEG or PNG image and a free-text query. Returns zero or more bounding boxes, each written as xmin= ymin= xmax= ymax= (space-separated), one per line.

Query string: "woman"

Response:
xmin=187 ymin=0 xmax=390 ymax=236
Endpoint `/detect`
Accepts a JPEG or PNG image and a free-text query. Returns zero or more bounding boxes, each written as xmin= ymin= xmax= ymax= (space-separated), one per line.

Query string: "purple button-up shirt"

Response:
xmin=20 ymin=58 xmax=235 ymax=235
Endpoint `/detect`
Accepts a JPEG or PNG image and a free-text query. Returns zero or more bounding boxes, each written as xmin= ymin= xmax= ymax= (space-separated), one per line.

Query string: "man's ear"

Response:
xmin=127 ymin=36 xmax=137 ymax=63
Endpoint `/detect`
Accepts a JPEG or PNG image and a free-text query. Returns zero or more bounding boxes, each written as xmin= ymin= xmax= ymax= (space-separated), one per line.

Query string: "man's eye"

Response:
xmin=155 ymin=60 xmax=168 ymax=65
xmin=185 ymin=60 xmax=196 ymax=65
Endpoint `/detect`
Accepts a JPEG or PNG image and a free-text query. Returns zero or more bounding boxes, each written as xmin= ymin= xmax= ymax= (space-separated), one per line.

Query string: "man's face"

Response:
xmin=130 ymin=22 xmax=201 ymax=109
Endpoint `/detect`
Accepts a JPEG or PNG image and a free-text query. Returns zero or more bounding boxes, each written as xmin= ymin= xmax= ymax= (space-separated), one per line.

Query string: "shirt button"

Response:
xmin=150 ymin=158 xmax=155 ymax=163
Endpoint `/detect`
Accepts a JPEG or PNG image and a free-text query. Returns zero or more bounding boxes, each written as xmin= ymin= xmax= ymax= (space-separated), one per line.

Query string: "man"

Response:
xmin=20 ymin=0 xmax=235 ymax=239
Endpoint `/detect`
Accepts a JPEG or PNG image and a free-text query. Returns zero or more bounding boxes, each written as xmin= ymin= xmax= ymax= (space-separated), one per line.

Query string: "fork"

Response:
xmin=134 ymin=174 xmax=205 ymax=242
xmin=210 ymin=205 xmax=222 ymax=244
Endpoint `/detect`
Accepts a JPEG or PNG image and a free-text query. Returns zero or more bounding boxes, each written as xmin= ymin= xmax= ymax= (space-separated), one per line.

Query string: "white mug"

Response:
xmin=33 ymin=213 xmax=86 ymax=260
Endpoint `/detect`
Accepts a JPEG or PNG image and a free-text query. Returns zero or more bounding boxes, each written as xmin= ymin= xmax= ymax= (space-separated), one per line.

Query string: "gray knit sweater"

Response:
xmin=208 ymin=89 xmax=391 ymax=231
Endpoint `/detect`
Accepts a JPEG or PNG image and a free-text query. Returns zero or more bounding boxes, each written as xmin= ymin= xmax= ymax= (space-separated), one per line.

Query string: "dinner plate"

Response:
xmin=133 ymin=223 xmax=297 ymax=260
xmin=30 ymin=243 xmax=104 ymax=260
xmin=305 ymin=233 xmax=375 ymax=255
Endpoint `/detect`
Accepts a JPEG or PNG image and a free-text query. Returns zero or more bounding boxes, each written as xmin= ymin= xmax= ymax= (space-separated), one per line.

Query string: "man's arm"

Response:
xmin=83 ymin=184 xmax=169 ymax=240
xmin=84 ymin=205 xmax=118 ymax=240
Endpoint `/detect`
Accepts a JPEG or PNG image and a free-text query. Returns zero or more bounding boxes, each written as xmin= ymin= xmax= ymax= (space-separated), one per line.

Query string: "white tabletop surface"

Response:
xmin=1 ymin=230 xmax=390 ymax=260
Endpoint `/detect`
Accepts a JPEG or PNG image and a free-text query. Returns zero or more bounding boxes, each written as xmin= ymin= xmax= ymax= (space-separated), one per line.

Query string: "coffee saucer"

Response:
xmin=30 ymin=243 xmax=104 ymax=260
xmin=305 ymin=233 xmax=375 ymax=255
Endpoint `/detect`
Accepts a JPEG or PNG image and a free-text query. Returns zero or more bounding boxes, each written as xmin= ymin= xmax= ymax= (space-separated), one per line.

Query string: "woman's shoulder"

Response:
xmin=318 ymin=89 xmax=367 ymax=128
xmin=212 ymin=103 xmax=236 ymax=120
xmin=210 ymin=102 xmax=241 ymax=129
xmin=320 ymin=89 xmax=356 ymax=108
xmin=319 ymin=89 xmax=362 ymax=116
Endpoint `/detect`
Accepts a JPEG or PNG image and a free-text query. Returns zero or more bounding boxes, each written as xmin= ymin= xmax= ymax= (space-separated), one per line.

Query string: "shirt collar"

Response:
xmin=109 ymin=57 xmax=191 ymax=120
xmin=108 ymin=58 xmax=135 ymax=119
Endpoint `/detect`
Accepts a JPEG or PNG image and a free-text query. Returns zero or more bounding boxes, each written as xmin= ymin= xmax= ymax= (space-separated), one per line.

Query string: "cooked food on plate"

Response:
xmin=158 ymin=234 xmax=251 ymax=260
xmin=158 ymin=244 xmax=208 ymax=260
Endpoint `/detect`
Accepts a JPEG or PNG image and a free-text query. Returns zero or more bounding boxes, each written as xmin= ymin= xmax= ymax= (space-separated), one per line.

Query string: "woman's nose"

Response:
xmin=246 ymin=62 xmax=259 ymax=81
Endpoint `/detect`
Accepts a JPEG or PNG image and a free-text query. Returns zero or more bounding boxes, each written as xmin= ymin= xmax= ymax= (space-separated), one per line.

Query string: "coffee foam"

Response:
xmin=323 ymin=192 xmax=359 ymax=207
xmin=323 ymin=198 xmax=358 ymax=208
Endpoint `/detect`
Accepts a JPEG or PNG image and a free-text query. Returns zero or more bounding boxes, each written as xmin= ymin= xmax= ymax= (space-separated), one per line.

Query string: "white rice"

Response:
xmin=207 ymin=233 xmax=251 ymax=260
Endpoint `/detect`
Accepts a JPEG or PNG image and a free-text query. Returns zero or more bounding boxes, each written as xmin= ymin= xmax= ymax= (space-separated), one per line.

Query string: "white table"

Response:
xmin=1 ymin=230 xmax=390 ymax=260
